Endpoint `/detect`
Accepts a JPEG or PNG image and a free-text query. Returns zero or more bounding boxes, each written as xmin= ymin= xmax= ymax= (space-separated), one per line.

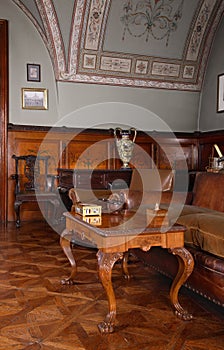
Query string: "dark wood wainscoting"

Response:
xmin=7 ymin=124 xmax=224 ymax=223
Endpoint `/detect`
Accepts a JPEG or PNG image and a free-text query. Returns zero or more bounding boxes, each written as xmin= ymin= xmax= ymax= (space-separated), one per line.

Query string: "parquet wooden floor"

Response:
xmin=0 ymin=221 xmax=223 ymax=350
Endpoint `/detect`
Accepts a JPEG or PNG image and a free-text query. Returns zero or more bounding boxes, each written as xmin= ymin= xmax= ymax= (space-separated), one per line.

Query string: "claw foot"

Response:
xmin=98 ymin=321 xmax=114 ymax=334
xmin=61 ymin=278 xmax=75 ymax=285
xmin=174 ymin=309 xmax=193 ymax=321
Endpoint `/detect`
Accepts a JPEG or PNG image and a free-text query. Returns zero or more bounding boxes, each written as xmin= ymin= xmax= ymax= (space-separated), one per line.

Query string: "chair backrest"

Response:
xmin=129 ymin=168 xmax=175 ymax=192
xmin=192 ymin=172 xmax=224 ymax=212
xmin=12 ymin=154 xmax=52 ymax=193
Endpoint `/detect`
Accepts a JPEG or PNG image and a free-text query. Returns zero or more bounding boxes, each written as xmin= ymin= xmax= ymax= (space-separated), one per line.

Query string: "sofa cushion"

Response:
xmin=178 ymin=204 xmax=222 ymax=217
xmin=166 ymin=204 xmax=223 ymax=227
xmin=176 ymin=213 xmax=224 ymax=258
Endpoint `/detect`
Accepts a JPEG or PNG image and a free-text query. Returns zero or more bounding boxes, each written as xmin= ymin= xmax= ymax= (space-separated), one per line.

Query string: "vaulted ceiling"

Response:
xmin=12 ymin=0 xmax=224 ymax=91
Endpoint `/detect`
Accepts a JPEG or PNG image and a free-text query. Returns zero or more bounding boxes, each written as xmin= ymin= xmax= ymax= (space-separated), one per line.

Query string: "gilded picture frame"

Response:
xmin=22 ymin=88 xmax=48 ymax=110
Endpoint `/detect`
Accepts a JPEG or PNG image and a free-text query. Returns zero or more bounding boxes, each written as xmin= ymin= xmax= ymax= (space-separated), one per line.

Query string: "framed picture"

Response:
xmin=27 ymin=63 xmax=41 ymax=82
xmin=217 ymin=73 xmax=224 ymax=113
xmin=22 ymin=88 xmax=48 ymax=110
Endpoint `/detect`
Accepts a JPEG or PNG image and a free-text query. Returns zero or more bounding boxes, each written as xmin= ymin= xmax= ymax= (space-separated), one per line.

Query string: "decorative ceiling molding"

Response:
xmin=186 ymin=0 xmax=216 ymax=61
xmin=12 ymin=0 xmax=66 ymax=78
xmin=12 ymin=0 xmax=224 ymax=91
xmin=61 ymin=0 xmax=86 ymax=79
xmin=35 ymin=0 xmax=66 ymax=78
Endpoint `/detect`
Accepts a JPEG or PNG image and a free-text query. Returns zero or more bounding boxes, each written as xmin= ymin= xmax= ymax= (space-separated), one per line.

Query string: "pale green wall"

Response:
xmin=2 ymin=0 xmax=200 ymax=132
xmin=1 ymin=0 xmax=59 ymax=126
xmin=199 ymin=17 xmax=224 ymax=131
xmin=57 ymin=82 xmax=199 ymax=132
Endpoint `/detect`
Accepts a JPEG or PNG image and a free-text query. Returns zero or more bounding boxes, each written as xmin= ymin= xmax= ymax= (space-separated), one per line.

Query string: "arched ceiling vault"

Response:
xmin=12 ymin=0 xmax=224 ymax=91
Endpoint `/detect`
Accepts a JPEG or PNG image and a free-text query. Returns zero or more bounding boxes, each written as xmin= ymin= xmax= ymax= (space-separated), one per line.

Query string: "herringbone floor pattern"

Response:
xmin=0 ymin=221 xmax=223 ymax=350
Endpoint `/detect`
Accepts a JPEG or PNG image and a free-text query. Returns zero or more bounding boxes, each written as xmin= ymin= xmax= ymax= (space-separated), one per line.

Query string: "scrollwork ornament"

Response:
xmin=97 ymin=251 xmax=123 ymax=273
xmin=121 ymin=0 xmax=184 ymax=46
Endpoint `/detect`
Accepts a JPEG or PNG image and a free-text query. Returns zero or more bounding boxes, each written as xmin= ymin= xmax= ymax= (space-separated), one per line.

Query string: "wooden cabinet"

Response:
xmin=57 ymin=168 xmax=132 ymax=190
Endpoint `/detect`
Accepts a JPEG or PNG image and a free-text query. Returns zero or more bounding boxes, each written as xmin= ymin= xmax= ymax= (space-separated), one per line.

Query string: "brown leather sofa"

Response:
xmin=68 ymin=168 xmax=224 ymax=307
xmin=127 ymin=171 xmax=224 ymax=307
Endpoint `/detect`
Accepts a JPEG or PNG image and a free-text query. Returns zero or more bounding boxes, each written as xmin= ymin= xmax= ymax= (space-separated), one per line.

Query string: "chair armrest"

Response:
xmin=69 ymin=188 xmax=80 ymax=204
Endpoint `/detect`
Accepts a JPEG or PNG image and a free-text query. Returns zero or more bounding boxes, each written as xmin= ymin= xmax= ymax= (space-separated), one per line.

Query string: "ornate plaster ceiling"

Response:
xmin=12 ymin=0 xmax=224 ymax=91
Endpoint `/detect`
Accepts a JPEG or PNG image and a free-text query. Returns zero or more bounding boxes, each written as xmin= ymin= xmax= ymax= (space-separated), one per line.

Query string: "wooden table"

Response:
xmin=60 ymin=210 xmax=194 ymax=333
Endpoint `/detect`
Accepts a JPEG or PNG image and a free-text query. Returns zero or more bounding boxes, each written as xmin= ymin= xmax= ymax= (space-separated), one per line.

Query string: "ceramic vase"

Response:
xmin=114 ymin=127 xmax=137 ymax=168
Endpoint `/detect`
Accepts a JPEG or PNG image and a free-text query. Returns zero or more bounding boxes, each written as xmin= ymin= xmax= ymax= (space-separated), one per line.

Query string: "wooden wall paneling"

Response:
xmin=155 ymin=139 xmax=182 ymax=169
xmin=60 ymin=128 xmax=116 ymax=169
xmin=176 ymin=135 xmax=199 ymax=171
xmin=198 ymin=131 xmax=224 ymax=171
xmin=156 ymin=144 xmax=177 ymax=169
xmin=66 ymin=140 xmax=110 ymax=169
xmin=8 ymin=125 xmax=213 ymax=223
xmin=108 ymin=138 xmax=119 ymax=169
xmin=179 ymin=143 xmax=198 ymax=170
xmin=154 ymin=133 xmax=198 ymax=171
xmin=199 ymin=143 xmax=213 ymax=171
xmin=156 ymin=143 xmax=197 ymax=170
xmin=0 ymin=20 xmax=8 ymax=223
xmin=131 ymin=141 xmax=154 ymax=168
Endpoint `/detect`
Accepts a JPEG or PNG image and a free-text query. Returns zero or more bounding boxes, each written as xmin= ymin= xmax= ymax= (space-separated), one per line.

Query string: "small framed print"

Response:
xmin=27 ymin=63 xmax=41 ymax=82
xmin=22 ymin=88 xmax=48 ymax=110
xmin=217 ymin=73 xmax=224 ymax=113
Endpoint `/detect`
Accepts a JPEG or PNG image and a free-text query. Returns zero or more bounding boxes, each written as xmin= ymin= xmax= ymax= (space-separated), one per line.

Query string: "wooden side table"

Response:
xmin=60 ymin=211 xmax=194 ymax=333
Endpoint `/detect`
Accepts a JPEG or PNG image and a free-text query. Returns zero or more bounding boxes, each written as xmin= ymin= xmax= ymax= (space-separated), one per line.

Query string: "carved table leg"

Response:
xmin=97 ymin=250 xmax=123 ymax=334
xmin=60 ymin=229 xmax=77 ymax=285
xmin=169 ymin=247 xmax=194 ymax=320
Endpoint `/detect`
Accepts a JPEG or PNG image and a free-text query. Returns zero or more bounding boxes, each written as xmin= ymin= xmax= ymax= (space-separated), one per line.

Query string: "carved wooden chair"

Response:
xmin=11 ymin=154 xmax=60 ymax=227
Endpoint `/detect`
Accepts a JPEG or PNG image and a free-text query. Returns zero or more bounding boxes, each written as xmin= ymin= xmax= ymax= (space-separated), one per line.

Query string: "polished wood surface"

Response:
xmin=0 ymin=20 xmax=8 ymax=223
xmin=0 ymin=221 xmax=223 ymax=349
xmin=61 ymin=211 xmax=194 ymax=333
xmin=57 ymin=168 xmax=132 ymax=190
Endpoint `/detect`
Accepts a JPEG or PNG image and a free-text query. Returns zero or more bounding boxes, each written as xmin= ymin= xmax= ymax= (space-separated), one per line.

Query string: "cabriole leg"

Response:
xmin=97 ymin=250 xmax=123 ymax=333
xmin=60 ymin=229 xmax=77 ymax=285
xmin=169 ymin=247 xmax=194 ymax=320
